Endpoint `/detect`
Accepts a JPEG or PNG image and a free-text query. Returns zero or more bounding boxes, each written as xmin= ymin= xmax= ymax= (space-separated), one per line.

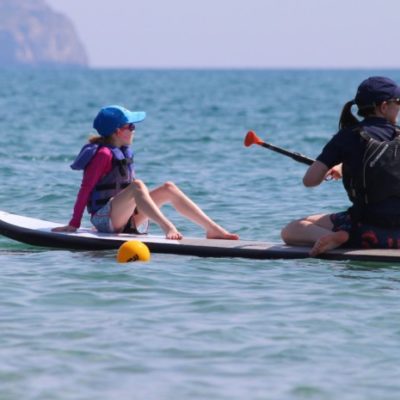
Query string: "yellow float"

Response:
xmin=116 ymin=240 xmax=151 ymax=263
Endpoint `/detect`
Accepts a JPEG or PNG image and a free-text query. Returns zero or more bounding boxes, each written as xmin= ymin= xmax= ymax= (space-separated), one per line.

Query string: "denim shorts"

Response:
xmin=90 ymin=202 xmax=115 ymax=233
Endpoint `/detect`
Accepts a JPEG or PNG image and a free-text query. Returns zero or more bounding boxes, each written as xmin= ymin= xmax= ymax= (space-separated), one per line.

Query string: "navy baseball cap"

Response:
xmin=93 ymin=105 xmax=146 ymax=137
xmin=354 ymin=76 xmax=400 ymax=108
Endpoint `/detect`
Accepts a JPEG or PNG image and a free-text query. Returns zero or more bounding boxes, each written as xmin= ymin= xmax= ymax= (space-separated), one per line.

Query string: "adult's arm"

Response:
xmin=303 ymin=160 xmax=330 ymax=187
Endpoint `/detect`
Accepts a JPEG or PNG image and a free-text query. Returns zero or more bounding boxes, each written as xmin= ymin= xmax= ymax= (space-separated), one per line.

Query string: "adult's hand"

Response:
xmin=325 ymin=164 xmax=343 ymax=180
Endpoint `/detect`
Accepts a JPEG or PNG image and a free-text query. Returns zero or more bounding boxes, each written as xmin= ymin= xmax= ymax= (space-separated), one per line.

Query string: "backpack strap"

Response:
xmin=350 ymin=125 xmax=372 ymax=142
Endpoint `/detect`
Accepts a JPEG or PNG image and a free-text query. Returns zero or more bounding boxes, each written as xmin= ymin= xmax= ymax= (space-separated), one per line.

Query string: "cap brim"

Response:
xmin=126 ymin=111 xmax=146 ymax=123
xmin=394 ymin=86 xmax=400 ymax=99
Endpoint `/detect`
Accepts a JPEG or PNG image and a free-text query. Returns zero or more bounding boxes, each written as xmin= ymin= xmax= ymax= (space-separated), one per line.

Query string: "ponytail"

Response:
xmin=338 ymin=100 xmax=359 ymax=129
xmin=88 ymin=135 xmax=113 ymax=145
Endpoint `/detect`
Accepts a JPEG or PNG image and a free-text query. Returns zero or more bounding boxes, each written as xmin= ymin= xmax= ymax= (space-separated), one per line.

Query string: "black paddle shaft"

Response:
xmin=260 ymin=142 xmax=315 ymax=166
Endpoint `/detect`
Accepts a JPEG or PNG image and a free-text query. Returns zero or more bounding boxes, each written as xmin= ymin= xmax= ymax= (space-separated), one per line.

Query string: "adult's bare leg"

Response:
xmin=281 ymin=214 xmax=334 ymax=246
xmin=309 ymin=231 xmax=349 ymax=256
xmin=281 ymin=213 xmax=348 ymax=255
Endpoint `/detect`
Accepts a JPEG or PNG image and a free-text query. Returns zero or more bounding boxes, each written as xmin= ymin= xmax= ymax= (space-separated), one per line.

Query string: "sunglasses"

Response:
xmin=387 ymin=98 xmax=400 ymax=105
xmin=121 ymin=123 xmax=135 ymax=131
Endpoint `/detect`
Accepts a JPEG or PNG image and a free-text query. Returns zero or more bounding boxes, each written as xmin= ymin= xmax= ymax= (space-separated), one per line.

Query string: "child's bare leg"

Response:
xmin=135 ymin=182 xmax=239 ymax=240
xmin=110 ymin=180 xmax=182 ymax=239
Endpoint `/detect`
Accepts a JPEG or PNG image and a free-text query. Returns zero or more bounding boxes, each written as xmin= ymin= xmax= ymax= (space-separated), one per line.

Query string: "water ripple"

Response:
xmin=2 ymin=69 xmax=400 ymax=400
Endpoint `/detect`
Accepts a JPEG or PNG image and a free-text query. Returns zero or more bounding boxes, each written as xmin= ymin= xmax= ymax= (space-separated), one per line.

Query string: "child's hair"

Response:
xmin=88 ymin=135 xmax=113 ymax=145
xmin=338 ymin=100 xmax=378 ymax=129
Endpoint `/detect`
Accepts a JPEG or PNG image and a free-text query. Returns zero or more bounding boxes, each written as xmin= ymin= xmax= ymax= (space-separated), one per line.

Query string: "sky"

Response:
xmin=45 ymin=0 xmax=400 ymax=69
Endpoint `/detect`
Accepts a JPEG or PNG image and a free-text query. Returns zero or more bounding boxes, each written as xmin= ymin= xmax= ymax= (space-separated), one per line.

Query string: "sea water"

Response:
xmin=1 ymin=69 xmax=400 ymax=400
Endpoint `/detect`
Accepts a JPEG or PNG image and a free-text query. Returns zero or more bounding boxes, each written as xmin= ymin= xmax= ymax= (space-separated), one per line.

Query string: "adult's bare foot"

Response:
xmin=310 ymin=231 xmax=349 ymax=257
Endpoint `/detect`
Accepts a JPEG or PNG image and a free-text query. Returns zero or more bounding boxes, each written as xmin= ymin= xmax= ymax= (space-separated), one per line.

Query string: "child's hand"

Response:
xmin=52 ymin=225 xmax=77 ymax=232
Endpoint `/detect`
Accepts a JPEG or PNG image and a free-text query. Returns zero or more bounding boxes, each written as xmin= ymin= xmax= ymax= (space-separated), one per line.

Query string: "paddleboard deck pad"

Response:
xmin=1 ymin=210 xmax=400 ymax=262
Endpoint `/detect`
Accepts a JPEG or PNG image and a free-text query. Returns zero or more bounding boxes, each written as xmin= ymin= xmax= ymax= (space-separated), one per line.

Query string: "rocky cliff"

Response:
xmin=0 ymin=0 xmax=88 ymax=67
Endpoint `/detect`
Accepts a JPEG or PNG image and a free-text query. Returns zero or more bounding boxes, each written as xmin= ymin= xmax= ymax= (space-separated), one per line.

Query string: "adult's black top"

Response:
xmin=316 ymin=117 xmax=400 ymax=222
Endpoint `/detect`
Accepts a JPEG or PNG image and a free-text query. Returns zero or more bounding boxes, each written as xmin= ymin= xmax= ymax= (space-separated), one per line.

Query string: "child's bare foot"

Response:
xmin=165 ymin=228 xmax=183 ymax=240
xmin=206 ymin=226 xmax=239 ymax=240
xmin=310 ymin=231 xmax=349 ymax=257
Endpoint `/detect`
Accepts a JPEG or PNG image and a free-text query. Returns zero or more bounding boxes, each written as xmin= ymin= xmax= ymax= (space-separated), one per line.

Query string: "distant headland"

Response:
xmin=0 ymin=0 xmax=88 ymax=67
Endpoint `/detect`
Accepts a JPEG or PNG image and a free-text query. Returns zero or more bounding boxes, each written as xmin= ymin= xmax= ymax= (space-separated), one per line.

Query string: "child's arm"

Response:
xmin=52 ymin=150 xmax=113 ymax=231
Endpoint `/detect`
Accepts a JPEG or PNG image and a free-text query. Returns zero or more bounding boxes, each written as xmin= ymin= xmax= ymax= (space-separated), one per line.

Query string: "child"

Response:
xmin=52 ymin=105 xmax=239 ymax=240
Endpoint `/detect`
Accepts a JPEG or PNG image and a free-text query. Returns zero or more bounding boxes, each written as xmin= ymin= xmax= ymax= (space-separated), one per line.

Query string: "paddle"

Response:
xmin=244 ymin=131 xmax=315 ymax=166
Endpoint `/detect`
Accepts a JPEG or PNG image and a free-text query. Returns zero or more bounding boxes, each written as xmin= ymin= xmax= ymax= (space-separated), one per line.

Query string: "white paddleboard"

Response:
xmin=1 ymin=210 xmax=400 ymax=262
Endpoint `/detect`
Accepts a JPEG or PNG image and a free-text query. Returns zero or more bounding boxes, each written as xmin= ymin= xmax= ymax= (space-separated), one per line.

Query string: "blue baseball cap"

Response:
xmin=93 ymin=105 xmax=146 ymax=137
xmin=354 ymin=76 xmax=400 ymax=108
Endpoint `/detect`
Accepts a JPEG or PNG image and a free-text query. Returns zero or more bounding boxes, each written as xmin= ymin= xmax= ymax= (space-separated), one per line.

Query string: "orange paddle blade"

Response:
xmin=244 ymin=130 xmax=264 ymax=147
